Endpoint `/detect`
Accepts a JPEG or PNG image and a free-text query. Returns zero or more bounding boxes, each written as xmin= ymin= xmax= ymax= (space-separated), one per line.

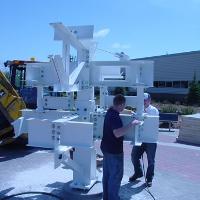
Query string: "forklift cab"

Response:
xmin=4 ymin=60 xmax=37 ymax=109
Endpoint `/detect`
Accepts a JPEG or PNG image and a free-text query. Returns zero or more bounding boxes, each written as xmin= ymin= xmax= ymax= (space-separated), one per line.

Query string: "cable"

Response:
xmin=141 ymin=154 xmax=156 ymax=200
xmin=0 ymin=191 xmax=64 ymax=200
xmin=96 ymin=48 xmax=117 ymax=56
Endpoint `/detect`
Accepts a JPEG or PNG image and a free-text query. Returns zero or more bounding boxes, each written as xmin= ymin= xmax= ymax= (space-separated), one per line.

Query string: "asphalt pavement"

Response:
xmin=0 ymin=129 xmax=200 ymax=200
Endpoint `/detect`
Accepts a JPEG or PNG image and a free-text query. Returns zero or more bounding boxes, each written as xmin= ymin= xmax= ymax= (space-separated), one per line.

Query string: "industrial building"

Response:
xmin=134 ymin=50 xmax=200 ymax=102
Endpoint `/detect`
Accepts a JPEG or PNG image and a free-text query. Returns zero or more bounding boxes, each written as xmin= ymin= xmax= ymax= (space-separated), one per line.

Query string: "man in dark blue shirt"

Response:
xmin=101 ymin=94 xmax=140 ymax=200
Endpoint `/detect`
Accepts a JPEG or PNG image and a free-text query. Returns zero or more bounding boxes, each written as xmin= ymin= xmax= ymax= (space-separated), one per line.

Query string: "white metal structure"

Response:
xmin=12 ymin=22 xmax=159 ymax=190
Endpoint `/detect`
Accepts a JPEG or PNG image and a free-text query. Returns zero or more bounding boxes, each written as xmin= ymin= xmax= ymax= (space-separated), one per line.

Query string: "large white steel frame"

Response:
xmin=12 ymin=23 xmax=159 ymax=190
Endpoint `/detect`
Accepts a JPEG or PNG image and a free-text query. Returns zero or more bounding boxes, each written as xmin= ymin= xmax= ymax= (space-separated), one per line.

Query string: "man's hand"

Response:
xmin=121 ymin=109 xmax=134 ymax=114
xmin=131 ymin=119 xmax=141 ymax=126
xmin=113 ymin=120 xmax=142 ymax=138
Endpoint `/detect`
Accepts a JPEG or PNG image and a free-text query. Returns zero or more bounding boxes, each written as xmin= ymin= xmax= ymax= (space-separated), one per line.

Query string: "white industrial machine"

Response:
xmin=12 ymin=22 xmax=159 ymax=190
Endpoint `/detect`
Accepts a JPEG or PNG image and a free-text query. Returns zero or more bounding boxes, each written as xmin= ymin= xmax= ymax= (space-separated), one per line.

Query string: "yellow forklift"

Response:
xmin=0 ymin=70 xmax=26 ymax=145
xmin=0 ymin=60 xmax=38 ymax=146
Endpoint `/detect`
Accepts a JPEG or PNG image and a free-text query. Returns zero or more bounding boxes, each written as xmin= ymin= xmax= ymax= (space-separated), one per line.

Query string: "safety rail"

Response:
xmin=159 ymin=113 xmax=179 ymax=131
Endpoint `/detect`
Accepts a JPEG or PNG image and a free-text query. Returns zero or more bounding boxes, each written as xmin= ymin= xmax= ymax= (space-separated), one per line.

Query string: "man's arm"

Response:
xmin=113 ymin=120 xmax=140 ymax=138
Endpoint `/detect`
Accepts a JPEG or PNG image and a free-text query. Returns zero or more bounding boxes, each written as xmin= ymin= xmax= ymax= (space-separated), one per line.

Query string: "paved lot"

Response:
xmin=0 ymin=129 xmax=200 ymax=200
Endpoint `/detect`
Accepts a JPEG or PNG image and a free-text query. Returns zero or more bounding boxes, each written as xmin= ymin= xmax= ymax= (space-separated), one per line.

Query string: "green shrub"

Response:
xmin=160 ymin=104 xmax=177 ymax=113
xmin=158 ymin=103 xmax=195 ymax=115
xmin=180 ymin=106 xmax=194 ymax=115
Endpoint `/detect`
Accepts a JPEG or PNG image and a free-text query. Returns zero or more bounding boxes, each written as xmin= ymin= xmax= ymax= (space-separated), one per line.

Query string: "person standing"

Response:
xmin=101 ymin=94 xmax=140 ymax=200
xmin=129 ymin=93 xmax=159 ymax=187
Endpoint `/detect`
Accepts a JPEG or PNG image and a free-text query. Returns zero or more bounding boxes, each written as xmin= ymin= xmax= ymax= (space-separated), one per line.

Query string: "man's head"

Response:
xmin=113 ymin=94 xmax=126 ymax=112
xmin=144 ymin=93 xmax=151 ymax=108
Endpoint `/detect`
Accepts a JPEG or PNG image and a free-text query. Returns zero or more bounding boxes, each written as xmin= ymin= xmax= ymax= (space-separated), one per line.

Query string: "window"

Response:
xmin=173 ymin=81 xmax=181 ymax=88
xmin=180 ymin=81 xmax=188 ymax=88
xmin=166 ymin=82 xmax=172 ymax=87
xmin=154 ymin=81 xmax=159 ymax=87
xmin=158 ymin=81 xmax=165 ymax=87
xmin=153 ymin=80 xmax=189 ymax=88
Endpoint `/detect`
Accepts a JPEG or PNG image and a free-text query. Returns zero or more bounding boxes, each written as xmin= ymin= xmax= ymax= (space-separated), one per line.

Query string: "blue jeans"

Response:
xmin=102 ymin=152 xmax=123 ymax=200
xmin=131 ymin=143 xmax=157 ymax=181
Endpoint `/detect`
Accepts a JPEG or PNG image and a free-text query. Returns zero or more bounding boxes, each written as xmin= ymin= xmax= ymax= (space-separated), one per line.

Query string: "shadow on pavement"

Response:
xmin=0 ymin=146 xmax=50 ymax=162
xmin=0 ymin=188 xmax=65 ymax=200
xmin=0 ymin=187 xmax=15 ymax=198
xmin=175 ymin=140 xmax=200 ymax=147
xmin=120 ymin=181 xmax=146 ymax=200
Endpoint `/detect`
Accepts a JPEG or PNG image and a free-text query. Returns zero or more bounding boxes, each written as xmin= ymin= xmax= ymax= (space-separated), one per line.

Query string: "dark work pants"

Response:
xmin=102 ymin=152 xmax=123 ymax=200
xmin=131 ymin=143 xmax=157 ymax=181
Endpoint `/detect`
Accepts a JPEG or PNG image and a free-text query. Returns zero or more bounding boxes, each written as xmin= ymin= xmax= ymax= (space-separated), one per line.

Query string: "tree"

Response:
xmin=187 ymin=72 xmax=200 ymax=105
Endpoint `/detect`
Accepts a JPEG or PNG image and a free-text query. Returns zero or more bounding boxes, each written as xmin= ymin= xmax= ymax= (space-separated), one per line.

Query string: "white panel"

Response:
xmin=75 ymin=100 xmax=95 ymax=114
xmin=93 ymin=112 xmax=105 ymax=139
xmin=68 ymin=25 xmax=94 ymax=39
xmin=73 ymin=147 xmax=96 ymax=185
xmin=26 ymin=64 xmax=42 ymax=86
xmin=12 ymin=117 xmax=26 ymax=137
xmin=121 ymin=114 xmax=136 ymax=141
xmin=43 ymin=96 xmax=73 ymax=110
xmin=93 ymin=113 xmax=159 ymax=143
xmin=56 ymin=121 xmax=94 ymax=147
xmin=50 ymin=55 xmax=68 ymax=91
xmin=50 ymin=23 xmax=86 ymax=50
xmin=28 ymin=118 xmax=53 ymax=148
xmin=26 ymin=63 xmax=58 ymax=86
xmin=77 ymin=88 xmax=94 ymax=101
xmin=93 ymin=112 xmax=136 ymax=141
xmin=54 ymin=145 xmax=73 ymax=169
xmin=69 ymin=62 xmax=85 ymax=85
xmin=22 ymin=109 xmax=75 ymax=120
xmin=136 ymin=61 xmax=154 ymax=87
xmin=137 ymin=115 xmax=159 ymax=143
xmin=26 ymin=58 xmax=69 ymax=88
xmin=89 ymin=60 xmax=153 ymax=87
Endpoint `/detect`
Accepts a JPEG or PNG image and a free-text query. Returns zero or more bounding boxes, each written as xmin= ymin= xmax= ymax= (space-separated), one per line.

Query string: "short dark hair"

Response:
xmin=113 ymin=94 xmax=126 ymax=106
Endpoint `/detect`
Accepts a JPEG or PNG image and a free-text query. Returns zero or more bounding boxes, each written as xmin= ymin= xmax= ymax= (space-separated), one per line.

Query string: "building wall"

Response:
xmin=133 ymin=51 xmax=200 ymax=99
xmin=152 ymin=52 xmax=200 ymax=81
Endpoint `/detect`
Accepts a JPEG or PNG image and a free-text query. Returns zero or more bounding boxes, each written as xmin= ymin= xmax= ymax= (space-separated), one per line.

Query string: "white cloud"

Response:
xmin=94 ymin=28 xmax=110 ymax=38
xmin=111 ymin=42 xmax=131 ymax=49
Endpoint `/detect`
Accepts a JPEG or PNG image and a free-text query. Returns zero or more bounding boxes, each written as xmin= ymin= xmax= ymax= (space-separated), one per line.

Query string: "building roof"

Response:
xmin=132 ymin=50 xmax=200 ymax=60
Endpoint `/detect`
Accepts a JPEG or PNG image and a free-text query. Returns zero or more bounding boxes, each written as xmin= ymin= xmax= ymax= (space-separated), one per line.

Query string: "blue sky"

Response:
xmin=0 ymin=0 xmax=200 ymax=69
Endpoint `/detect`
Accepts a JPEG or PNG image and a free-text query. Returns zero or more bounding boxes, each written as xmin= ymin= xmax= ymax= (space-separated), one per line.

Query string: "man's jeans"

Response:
xmin=131 ymin=143 xmax=157 ymax=181
xmin=102 ymin=152 xmax=123 ymax=200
